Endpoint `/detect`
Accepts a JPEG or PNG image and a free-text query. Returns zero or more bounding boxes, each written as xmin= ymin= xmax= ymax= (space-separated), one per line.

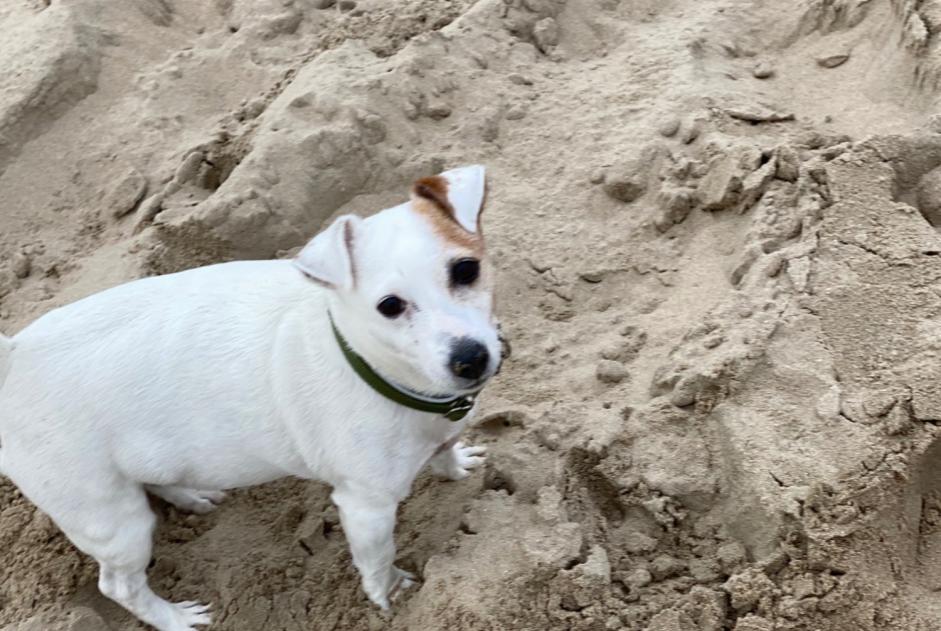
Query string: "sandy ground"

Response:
xmin=5 ymin=0 xmax=941 ymax=629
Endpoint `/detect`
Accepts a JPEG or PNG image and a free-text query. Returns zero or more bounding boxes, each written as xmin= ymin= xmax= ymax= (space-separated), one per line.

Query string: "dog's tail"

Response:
xmin=0 ymin=333 xmax=11 ymax=389
xmin=0 ymin=333 xmax=11 ymax=476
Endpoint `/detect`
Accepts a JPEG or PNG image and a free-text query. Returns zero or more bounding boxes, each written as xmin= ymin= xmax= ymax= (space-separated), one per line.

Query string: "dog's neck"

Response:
xmin=328 ymin=313 xmax=483 ymax=421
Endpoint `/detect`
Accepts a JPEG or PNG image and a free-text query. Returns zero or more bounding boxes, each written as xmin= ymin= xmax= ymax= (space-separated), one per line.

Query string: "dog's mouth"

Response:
xmin=482 ymin=330 xmax=509 ymax=381
xmin=454 ymin=375 xmax=490 ymax=392
xmin=498 ymin=331 xmax=511 ymax=362
xmin=449 ymin=359 xmax=499 ymax=393
xmin=454 ymin=354 xmax=503 ymax=392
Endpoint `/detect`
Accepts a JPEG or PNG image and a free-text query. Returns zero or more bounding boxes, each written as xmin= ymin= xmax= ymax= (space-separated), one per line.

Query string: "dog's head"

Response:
xmin=294 ymin=165 xmax=500 ymax=396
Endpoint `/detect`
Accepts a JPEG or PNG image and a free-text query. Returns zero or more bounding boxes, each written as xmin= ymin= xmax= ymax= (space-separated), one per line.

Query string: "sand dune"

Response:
xmin=4 ymin=0 xmax=941 ymax=629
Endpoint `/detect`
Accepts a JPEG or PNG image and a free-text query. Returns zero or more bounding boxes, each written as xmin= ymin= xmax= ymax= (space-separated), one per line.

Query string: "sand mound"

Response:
xmin=4 ymin=0 xmax=941 ymax=629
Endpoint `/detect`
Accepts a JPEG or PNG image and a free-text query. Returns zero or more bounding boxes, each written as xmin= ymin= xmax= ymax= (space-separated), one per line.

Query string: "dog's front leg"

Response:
xmin=331 ymin=486 xmax=415 ymax=609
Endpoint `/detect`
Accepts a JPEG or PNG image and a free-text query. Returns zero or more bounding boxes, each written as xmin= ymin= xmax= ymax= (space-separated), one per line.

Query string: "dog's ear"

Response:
xmin=413 ymin=165 xmax=486 ymax=234
xmin=293 ymin=214 xmax=361 ymax=290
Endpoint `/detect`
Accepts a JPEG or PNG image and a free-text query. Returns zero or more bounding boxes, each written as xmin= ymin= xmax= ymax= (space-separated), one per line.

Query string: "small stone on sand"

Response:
xmin=752 ymin=61 xmax=774 ymax=79
xmin=817 ymin=53 xmax=849 ymax=69
xmin=597 ymin=360 xmax=629 ymax=384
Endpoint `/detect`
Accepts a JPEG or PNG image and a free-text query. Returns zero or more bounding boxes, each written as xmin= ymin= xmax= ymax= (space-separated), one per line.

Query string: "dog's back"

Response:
xmin=0 ymin=259 xmax=345 ymax=491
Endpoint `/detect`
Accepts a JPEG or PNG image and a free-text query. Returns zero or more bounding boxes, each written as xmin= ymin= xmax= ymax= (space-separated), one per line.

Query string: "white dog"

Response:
xmin=0 ymin=165 xmax=499 ymax=631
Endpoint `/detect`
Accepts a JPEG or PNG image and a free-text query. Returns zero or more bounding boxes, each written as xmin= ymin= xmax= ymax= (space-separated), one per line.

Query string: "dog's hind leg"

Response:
xmin=20 ymin=474 xmax=212 ymax=631
xmin=89 ymin=485 xmax=212 ymax=631
xmin=146 ymin=485 xmax=226 ymax=514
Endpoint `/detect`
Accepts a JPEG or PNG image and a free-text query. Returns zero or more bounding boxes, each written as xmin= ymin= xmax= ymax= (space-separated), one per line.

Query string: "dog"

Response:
xmin=0 ymin=165 xmax=499 ymax=631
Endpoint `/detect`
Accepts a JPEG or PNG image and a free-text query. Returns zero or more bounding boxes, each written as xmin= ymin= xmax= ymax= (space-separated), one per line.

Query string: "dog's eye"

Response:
xmin=377 ymin=295 xmax=406 ymax=318
xmin=450 ymin=258 xmax=480 ymax=286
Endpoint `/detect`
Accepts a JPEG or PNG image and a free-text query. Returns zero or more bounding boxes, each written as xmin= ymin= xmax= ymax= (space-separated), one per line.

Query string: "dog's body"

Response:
xmin=1 ymin=260 xmax=467 ymax=490
xmin=0 ymin=166 xmax=496 ymax=631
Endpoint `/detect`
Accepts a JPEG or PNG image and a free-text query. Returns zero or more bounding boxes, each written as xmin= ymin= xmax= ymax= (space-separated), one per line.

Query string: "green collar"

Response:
xmin=330 ymin=317 xmax=481 ymax=422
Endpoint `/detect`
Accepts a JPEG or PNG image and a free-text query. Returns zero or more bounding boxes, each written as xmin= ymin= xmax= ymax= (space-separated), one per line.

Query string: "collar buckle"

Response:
xmin=444 ymin=395 xmax=477 ymax=422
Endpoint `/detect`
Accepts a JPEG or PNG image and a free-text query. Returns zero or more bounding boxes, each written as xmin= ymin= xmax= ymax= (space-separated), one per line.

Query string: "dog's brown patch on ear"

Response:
xmin=343 ymin=218 xmax=357 ymax=289
xmin=413 ymin=176 xmax=455 ymax=216
xmin=412 ymin=198 xmax=484 ymax=253
xmin=412 ymin=176 xmax=484 ymax=253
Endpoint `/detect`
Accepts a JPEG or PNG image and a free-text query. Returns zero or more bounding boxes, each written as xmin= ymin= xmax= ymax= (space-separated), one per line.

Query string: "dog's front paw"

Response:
xmin=443 ymin=442 xmax=487 ymax=481
xmin=365 ymin=567 xmax=418 ymax=610
xmin=170 ymin=600 xmax=212 ymax=630
xmin=389 ymin=567 xmax=417 ymax=602
xmin=450 ymin=442 xmax=486 ymax=480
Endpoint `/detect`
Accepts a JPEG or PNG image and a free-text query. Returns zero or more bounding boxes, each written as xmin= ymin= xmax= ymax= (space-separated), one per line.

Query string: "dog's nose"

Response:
xmin=449 ymin=338 xmax=490 ymax=381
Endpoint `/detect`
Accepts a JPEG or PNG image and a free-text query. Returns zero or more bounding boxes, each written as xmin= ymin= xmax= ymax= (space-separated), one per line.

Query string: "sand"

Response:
xmin=3 ymin=0 xmax=941 ymax=629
